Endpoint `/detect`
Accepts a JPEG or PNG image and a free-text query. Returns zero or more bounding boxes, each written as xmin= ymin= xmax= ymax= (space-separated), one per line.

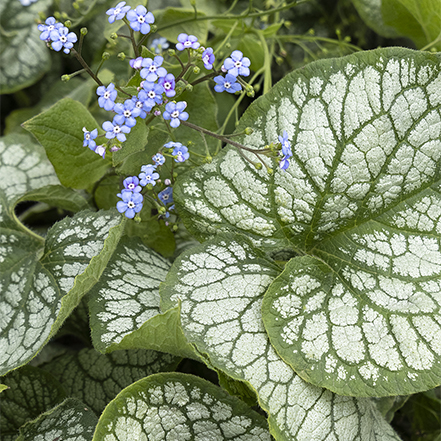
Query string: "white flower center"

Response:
xmin=171 ymin=110 xmax=180 ymax=118
xmin=128 ymin=201 xmax=135 ymax=208
xmin=60 ymin=36 xmax=67 ymax=43
xmin=114 ymin=125 xmax=121 ymax=133
xmin=124 ymin=110 xmax=131 ymax=117
xmin=235 ymin=60 xmax=242 ymax=68
xmin=184 ymin=41 xmax=192 ymax=47
xmin=128 ymin=183 xmax=135 ymax=189
xmin=138 ymin=16 xmax=145 ymax=23
xmin=149 ymin=65 xmax=157 ymax=72
xmin=136 ymin=101 xmax=143 ymax=108
xmin=85 ymin=133 xmax=90 ymax=140
xmin=148 ymin=91 xmax=156 ymax=99
xmin=164 ymin=82 xmax=171 ymax=90
xmin=104 ymin=91 xmax=110 ymax=99
xmin=48 ymin=25 xmax=55 ymax=31
xmin=224 ymin=82 xmax=231 ymax=89
xmin=162 ymin=194 xmax=170 ymax=201
xmin=114 ymin=8 xmax=121 ymax=14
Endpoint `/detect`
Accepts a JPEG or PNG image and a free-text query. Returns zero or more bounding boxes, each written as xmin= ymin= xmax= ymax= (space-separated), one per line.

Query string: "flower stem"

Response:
xmin=71 ymin=48 xmax=103 ymax=86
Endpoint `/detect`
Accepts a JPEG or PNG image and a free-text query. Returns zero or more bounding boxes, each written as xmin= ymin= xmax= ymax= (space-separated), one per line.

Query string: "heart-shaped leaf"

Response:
xmin=173 ymin=47 xmax=441 ymax=397
xmin=93 ymin=372 xmax=271 ymax=441
xmin=161 ymin=235 xmax=401 ymax=441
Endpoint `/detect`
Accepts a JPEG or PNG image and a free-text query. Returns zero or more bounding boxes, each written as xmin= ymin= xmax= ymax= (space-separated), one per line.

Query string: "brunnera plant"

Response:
xmin=1 ymin=0 xmax=441 ymax=440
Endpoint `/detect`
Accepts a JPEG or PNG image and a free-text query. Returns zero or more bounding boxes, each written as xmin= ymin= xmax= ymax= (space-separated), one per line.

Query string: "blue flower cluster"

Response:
xmin=214 ymin=50 xmax=250 ymax=94
xmin=117 ymin=141 xmax=186 ymax=218
xmin=38 ymin=17 xmax=77 ymax=54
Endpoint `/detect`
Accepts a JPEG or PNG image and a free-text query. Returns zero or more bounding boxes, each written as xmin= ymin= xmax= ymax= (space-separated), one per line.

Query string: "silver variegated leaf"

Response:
xmin=92 ymin=372 xmax=271 ymax=441
xmin=161 ymin=236 xmax=401 ymax=441
xmin=173 ymin=47 xmax=441 ymax=397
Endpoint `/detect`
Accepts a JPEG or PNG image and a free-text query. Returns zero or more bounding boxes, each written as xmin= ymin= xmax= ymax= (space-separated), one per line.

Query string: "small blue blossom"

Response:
xmin=126 ymin=5 xmax=154 ymax=34
xmin=50 ymin=26 xmax=77 ymax=54
xmin=131 ymin=93 xmax=151 ymax=117
xmin=163 ymin=101 xmax=189 ymax=128
xmin=102 ymin=120 xmax=131 ymax=142
xmin=202 ymin=47 xmax=215 ymax=70
xmin=114 ymin=99 xmax=141 ymax=128
xmin=279 ymin=130 xmax=292 ymax=157
xmin=94 ymin=145 xmax=106 ymax=159
xmin=117 ymin=191 xmax=143 ymax=218
xmin=129 ymin=56 xmax=143 ymax=69
xmin=38 ymin=17 xmax=63 ymax=41
xmin=213 ymin=74 xmax=242 ymax=94
xmin=97 ymin=83 xmax=117 ymax=111
xmin=106 ymin=1 xmax=131 ymax=23
xmin=158 ymin=187 xmax=173 ymax=205
xmin=152 ymin=153 xmax=165 ymax=167
xmin=140 ymin=56 xmax=167 ymax=82
xmin=141 ymin=82 xmax=164 ymax=108
xmin=139 ymin=164 xmax=159 ymax=186
xmin=123 ymin=176 xmax=142 ymax=193
xmin=158 ymin=73 xmax=176 ymax=98
xmin=165 ymin=141 xmax=189 ymax=162
xmin=82 ymin=127 xmax=98 ymax=151
xmin=150 ymin=37 xmax=169 ymax=54
xmin=224 ymin=50 xmax=251 ymax=77
xmin=176 ymin=33 xmax=200 ymax=51
xmin=279 ymin=156 xmax=290 ymax=171
xmin=19 ymin=0 xmax=39 ymax=5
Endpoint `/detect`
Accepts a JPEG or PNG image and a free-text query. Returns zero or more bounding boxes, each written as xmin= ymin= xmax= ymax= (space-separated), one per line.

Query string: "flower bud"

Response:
xmin=61 ymin=74 xmax=71 ymax=82
xmin=117 ymin=52 xmax=126 ymax=60
xmin=172 ymin=224 xmax=179 ymax=231
xmin=244 ymin=127 xmax=253 ymax=135
xmin=167 ymin=48 xmax=176 ymax=57
xmin=102 ymin=52 xmax=110 ymax=60
xmin=80 ymin=27 xmax=88 ymax=36
xmin=73 ymin=2 xmax=80 ymax=9
xmin=64 ymin=20 xmax=72 ymax=28
xmin=193 ymin=66 xmax=200 ymax=74
xmin=158 ymin=206 xmax=166 ymax=215
xmin=150 ymin=25 xmax=157 ymax=33
xmin=110 ymin=33 xmax=118 ymax=40
xmin=164 ymin=179 xmax=171 ymax=186
xmin=185 ymin=84 xmax=193 ymax=92
xmin=173 ymin=172 xmax=178 ymax=179
xmin=110 ymin=145 xmax=121 ymax=152
xmin=205 ymin=156 xmax=212 ymax=163
xmin=154 ymin=109 xmax=161 ymax=116
xmin=254 ymin=162 xmax=263 ymax=170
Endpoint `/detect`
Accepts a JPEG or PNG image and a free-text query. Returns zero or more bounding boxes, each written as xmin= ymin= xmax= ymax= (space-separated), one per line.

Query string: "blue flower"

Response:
xmin=113 ymin=99 xmax=141 ymax=128
xmin=94 ymin=145 xmax=106 ymax=159
xmin=97 ymin=83 xmax=117 ymax=111
xmin=224 ymin=50 xmax=251 ymax=77
xmin=213 ymin=74 xmax=242 ymax=94
xmin=278 ymin=130 xmax=292 ymax=157
xmin=82 ymin=127 xmax=98 ymax=151
xmin=152 ymin=153 xmax=165 ymax=167
xmin=202 ymin=47 xmax=215 ymax=69
xmin=102 ymin=120 xmax=131 ymax=142
xmin=131 ymin=93 xmax=152 ymax=118
xmin=106 ymin=1 xmax=131 ymax=23
xmin=158 ymin=73 xmax=176 ymax=98
xmin=163 ymin=101 xmax=189 ymax=128
xmin=279 ymin=156 xmax=290 ymax=171
xmin=140 ymin=56 xmax=167 ymax=82
xmin=123 ymin=176 xmax=142 ymax=193
xmin=139 ymin=164 xmax=159 ymax=186
xmin=165 ymin=141 xmax=189 ymax=162
xmin=150 ymin=37 xmax=169 ymax=54
xmin=19 ymin=0 xmax=39 ymax=5
xmin=50 ymin=26 xmax=77 ymax=54
xmin=38 ymin=17 xmax=63 ymax=41
xmin=176 ymin=33 xmax=200 ymax=51
xmin=141 ymin=82 xmax=164 ymax=108
xmin=158 ymin=187 xmax=173 ymax=205
xmin=117 ymin=191 xmax=143 ymax=218
xmin=129 ymin=56 xmax=143 ymax=69
xmin=126 ymin=5 xmax=154 ymax=34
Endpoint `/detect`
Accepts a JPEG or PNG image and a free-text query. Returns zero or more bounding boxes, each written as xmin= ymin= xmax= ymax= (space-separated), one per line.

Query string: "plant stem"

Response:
xmin=71 ymin=49 xmax=103 ymax=86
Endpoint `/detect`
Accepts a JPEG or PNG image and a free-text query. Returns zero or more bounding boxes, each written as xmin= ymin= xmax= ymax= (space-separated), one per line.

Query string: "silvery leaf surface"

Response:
xmin=88 ymin=237 xmax=198 ymax=359
xmin=0 ymin=135 xmax=125 ymax=376
xmin=92 ymin=372 xmax=271 ymax=441
xmin=160 ymin=235 xmax=401 ymax=441
xmin=173 ymin=47 xmax=441 ymax=397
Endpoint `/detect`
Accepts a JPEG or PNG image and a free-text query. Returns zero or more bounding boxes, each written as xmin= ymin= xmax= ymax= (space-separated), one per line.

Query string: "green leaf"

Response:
xmin=173 ymin=47 xmax=441 ymax=397
xmin=0 ymin=365 xmax=66 ymax=441
xmin=0 ymin=136 xmax=126 ymax=375
xmin=16 ymin=398 xmax=98 ymax=441
xmin=18 ymin=185 xmax=90 ymax=213
xmin=89 ymin=237 xmax=196 ymax=359
xmin=0 ymin=384 xmax=8 ymax=393
xmin=92 ymin=372 xmax=271 ymax=441
xmin=160 ymin=235 xmax=402 ymax=441
xmin=350 ymin=0 xmax=401 ymax=38
xmin=154 ymin=8 xmax=209 ymax=43
xmin=23 ymin=98 xmax=110 ymax=189
xmin=382 ymin=0 xmax=441 ymax=50
xmin=0 ymin=0 xmax=52 ymax=93
xmin=112 ymin=121 xmax=149 ymax=169
xmin=41 ymin=348 xmax=180 ymax=414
